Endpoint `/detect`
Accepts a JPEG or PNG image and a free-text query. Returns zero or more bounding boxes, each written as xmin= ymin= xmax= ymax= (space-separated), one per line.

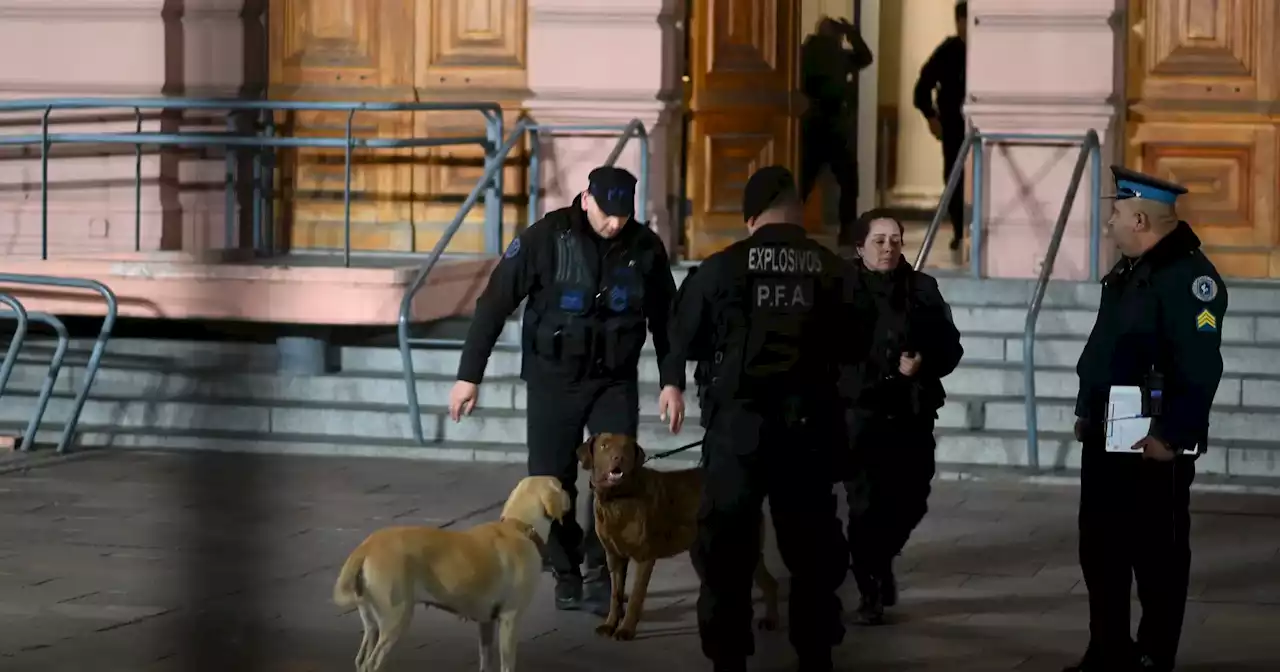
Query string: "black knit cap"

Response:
xmin=742 ymin=165 xmax=797 ymax=222
xmin=587 ymin=166 xmax=637 ymax=218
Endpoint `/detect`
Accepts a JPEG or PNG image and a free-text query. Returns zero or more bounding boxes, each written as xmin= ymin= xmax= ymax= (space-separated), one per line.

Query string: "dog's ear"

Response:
xmin=576 ymin=435 xmax=597 ymax=470
xmin=631 ymin=438 xmax=646 ymax=464
xmin=540 ymin=480 xmax=570 ymax=522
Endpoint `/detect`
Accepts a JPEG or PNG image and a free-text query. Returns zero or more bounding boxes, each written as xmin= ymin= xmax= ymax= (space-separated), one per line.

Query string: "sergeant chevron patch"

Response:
xmin=1195 ymin=308 xmax=1218 ymax=332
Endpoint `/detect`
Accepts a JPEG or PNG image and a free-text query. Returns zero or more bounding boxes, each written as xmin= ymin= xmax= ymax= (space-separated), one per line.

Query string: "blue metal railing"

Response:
xmin=0 ymin=277 xmax=109 ymax=453
xmin=398 ymin=118 xmax=651 ymax=445
xmin=0 ymin=98 xmax=505 ymax=266
xmin=915 ymin=130 xmax=1104 ymax=282
xmin=1023 ymin=130 xmax=1101 ymax=470
xmin=915 ymin=129 xmax=1103 ymax=470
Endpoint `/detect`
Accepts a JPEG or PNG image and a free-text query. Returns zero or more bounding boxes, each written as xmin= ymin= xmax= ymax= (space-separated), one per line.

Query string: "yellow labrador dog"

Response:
xmin=333 ymin=475 xmax=571 ymax=672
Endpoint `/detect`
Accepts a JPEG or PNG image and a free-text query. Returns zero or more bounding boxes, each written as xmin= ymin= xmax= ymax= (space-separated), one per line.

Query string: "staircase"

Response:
xmin=2 ymin=270 xmax=1278 ymax=479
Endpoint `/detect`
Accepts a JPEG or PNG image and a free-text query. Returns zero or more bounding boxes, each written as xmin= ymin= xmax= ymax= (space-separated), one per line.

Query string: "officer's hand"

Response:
xmin=658 ymin=385 xmax=686 ymax=434
xmin=927 ymin=117 xmax=943 ymax=140
xmin=1073 ymin=417 xmax=1089 ymax=442
xmin=1134 ymin=436 xmax=1176 ymax=462
xmin=448 ymin=381 xmax=479 ymax=422
xmin=898 ymin=352 xmax=922 ymax=377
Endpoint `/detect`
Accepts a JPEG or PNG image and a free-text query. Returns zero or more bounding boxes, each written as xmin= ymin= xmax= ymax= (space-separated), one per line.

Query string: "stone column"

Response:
xmin=888 ymin=0 xmax=955 ymax=209
xmin=966 ymin=0 xmax=1123 ymax=280
xmin=0 ymin=0 xmax=259 ymax=257
xmin=523 ymin=0 xmax=682 ymax=253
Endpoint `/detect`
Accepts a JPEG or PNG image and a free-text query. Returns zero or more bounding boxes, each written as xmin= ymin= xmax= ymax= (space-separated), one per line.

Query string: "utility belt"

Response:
xmin=529 ymin=312 xmax=645 ymax=374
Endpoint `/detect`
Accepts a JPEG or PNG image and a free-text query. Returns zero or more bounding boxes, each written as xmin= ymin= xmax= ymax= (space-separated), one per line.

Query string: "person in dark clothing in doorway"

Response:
xmin=800 ymin=15 xmax=874 ymax=233
xmin=913 ymin=1 xmax=968 ymax=252
xmin=836 ymin=208 xmax=964 ymax=626
xmin=448 ymin=166 xmax=677 ymax=615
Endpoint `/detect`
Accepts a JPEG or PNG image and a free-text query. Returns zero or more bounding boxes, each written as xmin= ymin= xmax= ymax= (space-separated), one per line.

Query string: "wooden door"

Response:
xmin=685 ymin=0 xmax=803 ymax=259
xmin=1126 ymin=0 xmax=1280 ymax=278
xmin=269 ymin=0 xmax=528 ymax=255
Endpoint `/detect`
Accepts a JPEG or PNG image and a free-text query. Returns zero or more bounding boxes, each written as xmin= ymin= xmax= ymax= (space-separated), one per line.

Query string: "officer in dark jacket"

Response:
xmin=1065 ymin=167 xmax=1227 ymax=672
xmin=657 ymin=166 xmax=857 ymax=672
xmin=913 ymin=0 xmax=968 ymax=251
xmin=835 ymin=209 xmax=963 ymax=626
xmin=449 ymin=166 xmax=678 ymax=614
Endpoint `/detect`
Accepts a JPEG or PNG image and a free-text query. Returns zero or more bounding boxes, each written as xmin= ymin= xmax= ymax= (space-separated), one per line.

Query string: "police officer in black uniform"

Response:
xmin=1066 ymin=167 xmax=1227 ymax=672
xmin=657 ymin=166 xmax=857 ymax=672
xmin=449 ymin=166 xmax=678 ymax=614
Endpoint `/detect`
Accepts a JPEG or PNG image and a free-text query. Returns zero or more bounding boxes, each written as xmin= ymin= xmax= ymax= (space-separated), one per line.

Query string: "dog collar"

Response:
xmin=501 ymin=517 xmax=546 ymax=554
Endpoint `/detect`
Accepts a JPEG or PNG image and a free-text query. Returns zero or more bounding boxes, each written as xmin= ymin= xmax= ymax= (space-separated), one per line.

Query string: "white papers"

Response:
xmin=1105 ymin=386 xmax=1150 ymax=454
xmin=1104 ymin=385 xmax=1200 ymax=455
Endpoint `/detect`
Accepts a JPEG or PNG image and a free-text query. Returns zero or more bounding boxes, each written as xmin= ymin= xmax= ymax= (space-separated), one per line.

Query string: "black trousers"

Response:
xmin=941 ymin=127 xmax=966 ymax=243
xmin=843 ymin=413 xmax=936 ymax=586
xmin=1078 ymin=440 xmax=1195 ymax=669
xmin=800 ymin=109 xmax=859 ymax=229
xmin=692 ymin=405 xmax=848 ymax=663
xmin=526 ymin=375 xmax=639 ymax=575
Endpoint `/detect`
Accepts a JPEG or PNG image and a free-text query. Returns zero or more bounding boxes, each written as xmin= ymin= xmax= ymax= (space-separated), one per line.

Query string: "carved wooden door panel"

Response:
xmin=685 ymin=0 xmax=802 ymax=260
xmin=269 ymin=0 xmax=417 ymax=252
xmin=1126 ymin=0 xmax=1280 ymax=277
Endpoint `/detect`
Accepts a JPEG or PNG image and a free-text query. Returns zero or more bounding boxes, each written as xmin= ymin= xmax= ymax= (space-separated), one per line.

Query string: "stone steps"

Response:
xmin=0 ymin=272 xmax=1276 ymax=479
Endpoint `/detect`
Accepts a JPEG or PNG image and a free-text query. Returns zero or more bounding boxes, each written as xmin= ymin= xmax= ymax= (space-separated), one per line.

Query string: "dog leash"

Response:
xmin=644 ymin=439 xmax=705 ymax=464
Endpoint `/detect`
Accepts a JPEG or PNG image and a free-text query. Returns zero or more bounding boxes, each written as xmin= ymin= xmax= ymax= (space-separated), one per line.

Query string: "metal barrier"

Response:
xmin=397 ymin=118 xmax=652 ymax=445
xmin=0 ymin=275 xmax=117 ymax=453
xmin=0 ymin=294 xmax=29 ymax=398
xmin=0 ymin=98 xmax=505 ymax=266
xmin=915 ymin=130 xmax=1104 ymax=282
xmin=1023 ymin=130 xmax=1101 ymax=470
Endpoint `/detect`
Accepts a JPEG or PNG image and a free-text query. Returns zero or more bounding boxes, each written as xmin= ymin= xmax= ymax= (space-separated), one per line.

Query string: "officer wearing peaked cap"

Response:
xmin=449 ymin=166 xmax=677 ymax=615
xmin=1066 ymin=166 xmax=1227 ymax=672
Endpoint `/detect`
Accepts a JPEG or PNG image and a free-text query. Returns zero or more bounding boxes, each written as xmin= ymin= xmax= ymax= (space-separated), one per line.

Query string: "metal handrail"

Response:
xmin=915 ymin=130 xmax=1105 ymax=282
xmin=2 ymin=311 xmax=70 ymax=453
xmin=398 ymin=118 xmax=652 ymax=445
xmin=0 ymin=294 xmax=29 ymax=399
xmin=0 ymin=97 xmax=503 ymax=266
xmin=1023 ymin=129 xmax=1101 ymax=470
xmin=0 ymin=274 xmax=117 ymax=453
xmin=527 ymin=120 xmax=651 ymax=227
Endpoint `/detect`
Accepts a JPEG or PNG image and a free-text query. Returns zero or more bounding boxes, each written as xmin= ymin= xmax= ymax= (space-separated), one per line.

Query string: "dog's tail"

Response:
xmin=333 ymin=544 xmax=368 ymax=608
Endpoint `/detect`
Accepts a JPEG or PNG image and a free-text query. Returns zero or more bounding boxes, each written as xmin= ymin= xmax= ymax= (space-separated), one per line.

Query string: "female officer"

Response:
xmin=837 ymin=209 xmax=964 ymax=625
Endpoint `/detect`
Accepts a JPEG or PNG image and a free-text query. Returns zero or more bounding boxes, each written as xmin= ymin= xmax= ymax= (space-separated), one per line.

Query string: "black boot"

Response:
xmin=713 ymin=658 xmax=746 ymax=672
xmin=850 ymin=570 xmax=884 ymax=626
xmin=582 ymin=565 xmax=612 ymax=617
xmin=553 ymin=570 xmax=583 ymax=611
xmin=797 ymin=649 xmax=834 ymax=672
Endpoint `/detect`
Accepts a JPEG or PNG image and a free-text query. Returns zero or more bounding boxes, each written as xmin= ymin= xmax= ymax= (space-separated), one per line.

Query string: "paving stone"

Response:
xmin=0 ymin=451 xmax=1276 ymax=670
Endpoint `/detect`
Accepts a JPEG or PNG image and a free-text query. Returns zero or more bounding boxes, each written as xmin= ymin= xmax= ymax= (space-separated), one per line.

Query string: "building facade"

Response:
xmin=0 ymin=0 xmax=1275 ymax=329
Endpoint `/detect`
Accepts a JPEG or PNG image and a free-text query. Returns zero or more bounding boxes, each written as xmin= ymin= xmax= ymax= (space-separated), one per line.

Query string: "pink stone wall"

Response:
xmin=0 ymin=0 xmax=262 ymax=258
xmin=523 ymin=0 xmax=683 ymax=253
xmin=965 ymin=0 xmax=1124 ymax=280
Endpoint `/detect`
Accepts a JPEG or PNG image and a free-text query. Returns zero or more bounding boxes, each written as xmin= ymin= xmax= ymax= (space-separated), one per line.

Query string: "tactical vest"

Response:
xmin=526 ymin=223 xmax=648 ymax=375
xmin=707 ymin=242 xmax=832 ymax=409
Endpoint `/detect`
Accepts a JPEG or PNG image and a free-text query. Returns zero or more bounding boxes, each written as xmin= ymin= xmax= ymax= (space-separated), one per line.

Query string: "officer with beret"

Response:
xmin=1066 ymin=166 xmax=1228 ymax=672
xmin=449 ymin=166 xmax=677 ymax=614
xmin=658 ymin=166 xmax=860 ymax=672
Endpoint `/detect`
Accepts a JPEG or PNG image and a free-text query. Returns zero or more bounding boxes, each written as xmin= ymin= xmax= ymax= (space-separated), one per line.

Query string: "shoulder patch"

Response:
xmin=504 ymin=236 xmax=521 ymax=259
xmin=1195 ymin=308 xmax=1218 ymax=332
xmin=1191 ymin=275 xmax=1218 ymax=302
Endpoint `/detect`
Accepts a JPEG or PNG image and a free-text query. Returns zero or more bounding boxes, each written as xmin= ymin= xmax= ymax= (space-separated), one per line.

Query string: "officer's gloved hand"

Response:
xmin=1073 ymin=417 xmax=1089 ymax=443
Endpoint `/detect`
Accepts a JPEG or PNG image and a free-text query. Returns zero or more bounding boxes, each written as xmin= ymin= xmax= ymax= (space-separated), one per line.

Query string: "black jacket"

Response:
xmin=839 ymin=257 xmax=963 ymax=418
xmin=661 ymin=223 xmax=858 ymax=411
xmin=913 ymin=35 xmax=966 ymax=133
xmin=457 ymin=196 xmax=677 ymax=385
xmin=801 ymin=28 xmax=874 ymax=116
xmin=1075 ymin=222 xmax=1227 ymax=452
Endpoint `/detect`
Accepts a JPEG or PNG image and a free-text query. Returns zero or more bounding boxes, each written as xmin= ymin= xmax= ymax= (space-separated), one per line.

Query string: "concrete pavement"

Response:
xmin=0 ymin=451 xmax=1277 ymax=671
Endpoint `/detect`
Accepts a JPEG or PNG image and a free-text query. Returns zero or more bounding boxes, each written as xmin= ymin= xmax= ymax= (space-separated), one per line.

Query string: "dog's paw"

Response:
xmin=756 ymin=616 xmax=779 ymax=632
xmin=611 ymin=626 xmax=636 ymax=641
xmin=594 ymin=622 xmax=618 ymax=637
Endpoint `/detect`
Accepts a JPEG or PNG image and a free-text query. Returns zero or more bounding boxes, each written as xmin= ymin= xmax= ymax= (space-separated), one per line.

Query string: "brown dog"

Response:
xmin=333 ymin=475 xmax=571 ymax=672
xmin=578 ymin=433 xmax=781 ymax=641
